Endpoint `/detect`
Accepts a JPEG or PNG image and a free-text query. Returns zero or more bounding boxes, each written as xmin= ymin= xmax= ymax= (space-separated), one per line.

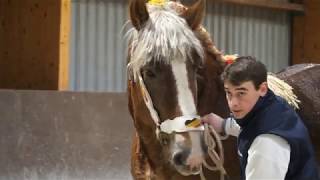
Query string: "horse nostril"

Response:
xmin=173 ymin=153 xmax=184 ymax=165
xmin=190 ymin=166 xmax=201 ymax=174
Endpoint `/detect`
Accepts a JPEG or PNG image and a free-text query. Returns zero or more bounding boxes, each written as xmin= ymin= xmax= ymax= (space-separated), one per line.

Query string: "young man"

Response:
xmin=202 ymin=56 xmax=319 ymax=180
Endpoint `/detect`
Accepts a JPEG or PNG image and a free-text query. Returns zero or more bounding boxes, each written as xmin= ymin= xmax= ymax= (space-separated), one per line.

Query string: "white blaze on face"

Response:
xmin=175 ymin=134 xmax=185 ymax=143
xmin=171 ymin=60 xmax=196 ymax=115
xmin=187 ymin=132 xmax=203 ymax=169
xmin=171 ymin=59 xmax=204 ymax=169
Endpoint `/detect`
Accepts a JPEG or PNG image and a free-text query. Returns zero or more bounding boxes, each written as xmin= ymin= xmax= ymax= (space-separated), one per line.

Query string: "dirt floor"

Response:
xmin=0 ymin=90 xmax=133 ymax=180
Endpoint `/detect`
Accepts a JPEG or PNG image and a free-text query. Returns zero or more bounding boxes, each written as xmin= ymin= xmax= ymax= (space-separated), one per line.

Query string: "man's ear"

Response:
xmin=259 ymin=82 xmax=268 ymax=96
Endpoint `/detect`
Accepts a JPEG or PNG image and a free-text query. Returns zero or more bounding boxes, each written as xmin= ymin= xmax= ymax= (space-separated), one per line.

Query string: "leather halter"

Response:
xmin=136 ymin=71 xmax=204 ymax=135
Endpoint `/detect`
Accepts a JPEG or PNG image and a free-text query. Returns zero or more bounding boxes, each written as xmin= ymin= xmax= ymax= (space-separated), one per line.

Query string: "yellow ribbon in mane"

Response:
xmin=148 ymin=0 xmax=168 ymax=6
xmin=222 ymin=54 xmax=238 ymax=65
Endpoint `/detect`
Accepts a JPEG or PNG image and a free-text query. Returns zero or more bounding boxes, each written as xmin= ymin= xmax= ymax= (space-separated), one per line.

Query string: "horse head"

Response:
xmin=127 ymin=0 xmax=228 ymax=177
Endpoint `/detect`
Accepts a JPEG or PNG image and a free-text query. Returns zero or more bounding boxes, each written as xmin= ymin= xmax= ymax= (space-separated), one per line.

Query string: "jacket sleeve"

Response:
xmin=245 ymin=134 xmax=291 ymax=180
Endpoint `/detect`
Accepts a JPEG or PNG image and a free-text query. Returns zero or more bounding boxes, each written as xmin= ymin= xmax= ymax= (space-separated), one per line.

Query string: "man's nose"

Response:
xmin=228 ymin=97 xmax=239 ymax=107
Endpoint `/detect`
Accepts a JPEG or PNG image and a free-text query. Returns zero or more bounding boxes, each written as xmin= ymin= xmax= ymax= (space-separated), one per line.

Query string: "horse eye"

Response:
xmin=197 ymin=65 xmax=204 ymax=71
xmin=142 ymin=69 xmax=156 ymax=78
xmin=196 ymin=73 xmax=204 ymax=81
xmin=194 ymin=65 xmax=204 ymax=76
xmin=193 ymin=64 xmax=203 ymax=72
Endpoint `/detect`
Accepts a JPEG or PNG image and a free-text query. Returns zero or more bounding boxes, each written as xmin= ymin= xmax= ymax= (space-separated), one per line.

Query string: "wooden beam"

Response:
xmin=59 ymin=0 xmax=71 ymax=90
xmin=212 ymin=0 xmax=305 ymax=12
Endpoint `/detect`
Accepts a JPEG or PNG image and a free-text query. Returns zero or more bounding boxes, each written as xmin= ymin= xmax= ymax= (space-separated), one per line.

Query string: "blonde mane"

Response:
xmin=267 ymin=73 xmax=300 ymax=109
xmin=126 ymin=2 xmax=204 ymax=79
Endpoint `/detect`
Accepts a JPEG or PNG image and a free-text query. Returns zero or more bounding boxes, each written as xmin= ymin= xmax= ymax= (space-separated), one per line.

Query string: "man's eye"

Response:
xmin=238 ymin=92 xmax=246 ymax=97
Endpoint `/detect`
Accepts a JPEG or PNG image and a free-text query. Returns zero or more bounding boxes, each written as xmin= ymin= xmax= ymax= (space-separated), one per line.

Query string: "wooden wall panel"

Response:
xmin=291 ymin=12 xmax=305 ymax=64
xmin=214 ymin=0 xmax=304 ymax=12
xmin=0 ymin=0 xmax=61 ymax=89
xmin=292 ymin=0 xmax=320 ymax=64
xmin=303 ymin=0 xmax=320 ymax=63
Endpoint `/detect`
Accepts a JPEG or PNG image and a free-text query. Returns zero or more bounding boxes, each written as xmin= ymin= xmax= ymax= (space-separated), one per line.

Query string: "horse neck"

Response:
xmin=192 ymin=26 xmax=229 ymax=117
xmin=198 ymin=53 xmax=229 ymax=118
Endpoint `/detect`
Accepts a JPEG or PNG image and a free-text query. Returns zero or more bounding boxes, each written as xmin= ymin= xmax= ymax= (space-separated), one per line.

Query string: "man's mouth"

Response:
xmin=232 ymin=110 xmax=242 ymax=115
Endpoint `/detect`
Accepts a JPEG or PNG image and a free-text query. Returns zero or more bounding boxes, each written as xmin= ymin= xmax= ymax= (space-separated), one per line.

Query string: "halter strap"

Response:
xmin=137 ymin=72 xmax=204 ymax=134
xmin=160 ymin=115 xmax=204 ymax=134
xmin=137 ymin=72 xmax=161 ymax=126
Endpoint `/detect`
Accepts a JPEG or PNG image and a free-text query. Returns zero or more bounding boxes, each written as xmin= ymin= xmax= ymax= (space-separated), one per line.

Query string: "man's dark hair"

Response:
xmin=221 ymin=56 xmax=267 ymax=90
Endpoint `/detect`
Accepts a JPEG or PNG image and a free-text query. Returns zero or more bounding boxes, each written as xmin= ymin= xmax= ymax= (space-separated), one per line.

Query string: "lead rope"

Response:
xmin=200 ymin=124 xmax=227 ymax=180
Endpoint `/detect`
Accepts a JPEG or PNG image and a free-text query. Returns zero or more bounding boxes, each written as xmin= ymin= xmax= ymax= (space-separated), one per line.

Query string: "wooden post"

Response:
xmin=292 ymin=0 xmax=320 ymax=64
xmin=59 ymin=0 xmax=71 ymax=90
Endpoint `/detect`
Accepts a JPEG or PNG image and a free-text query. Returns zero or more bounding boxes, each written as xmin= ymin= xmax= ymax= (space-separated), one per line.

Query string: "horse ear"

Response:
xmin=182 ymin=0 xmax=206 ymax=30
xmin=129 ymin=0 xmax=150 ymax=30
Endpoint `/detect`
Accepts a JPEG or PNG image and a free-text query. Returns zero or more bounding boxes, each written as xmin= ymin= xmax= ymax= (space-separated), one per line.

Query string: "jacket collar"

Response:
xmin=235 ymin=89 xmax=274 ymax=128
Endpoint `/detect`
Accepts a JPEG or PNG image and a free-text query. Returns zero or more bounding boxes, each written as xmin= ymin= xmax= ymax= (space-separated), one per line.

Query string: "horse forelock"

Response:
xmin=126 ymin=3 xmax=204 ymax=79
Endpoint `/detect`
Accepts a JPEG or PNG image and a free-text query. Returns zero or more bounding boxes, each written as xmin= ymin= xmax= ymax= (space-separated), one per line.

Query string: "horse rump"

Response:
xmin=277 ymin=64 xmax=320 ymax=163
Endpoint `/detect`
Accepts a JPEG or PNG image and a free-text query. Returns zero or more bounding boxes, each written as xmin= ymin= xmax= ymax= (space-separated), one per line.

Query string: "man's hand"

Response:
xmin=201 ymin=113 xmax=224 ymax=133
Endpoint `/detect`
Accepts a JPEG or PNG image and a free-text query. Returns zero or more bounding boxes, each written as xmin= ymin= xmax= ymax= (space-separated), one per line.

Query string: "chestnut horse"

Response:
xmin=126 ymin=0 xmax=320 ymax=179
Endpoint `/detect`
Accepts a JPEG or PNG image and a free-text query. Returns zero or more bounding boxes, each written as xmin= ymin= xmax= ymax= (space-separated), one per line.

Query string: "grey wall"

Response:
xmin=205 ymin=2 xmax=290 ymax=73
xmin=69 ymin=0 xmax=290 ymax=92
xmin=70 ymin=0 xmax=128 ymax=92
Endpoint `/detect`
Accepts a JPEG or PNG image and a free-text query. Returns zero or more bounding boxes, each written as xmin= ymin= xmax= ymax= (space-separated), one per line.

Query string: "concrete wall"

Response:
xmin=0 ymin=90 xmax=133 ymax=180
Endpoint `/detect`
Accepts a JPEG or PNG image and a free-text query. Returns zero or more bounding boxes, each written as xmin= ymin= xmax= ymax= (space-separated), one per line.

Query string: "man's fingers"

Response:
xmin=201 ymin=113 xmax=215 ymax=124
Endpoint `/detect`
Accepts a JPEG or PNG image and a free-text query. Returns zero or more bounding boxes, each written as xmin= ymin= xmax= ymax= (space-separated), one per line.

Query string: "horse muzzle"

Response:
xmin=172 ymin=149 xmax=203 ymax=176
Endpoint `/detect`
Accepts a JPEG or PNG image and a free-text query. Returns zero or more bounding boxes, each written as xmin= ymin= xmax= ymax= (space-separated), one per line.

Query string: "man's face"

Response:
xmin=224 ymin=80 xmax=267 ymax=119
